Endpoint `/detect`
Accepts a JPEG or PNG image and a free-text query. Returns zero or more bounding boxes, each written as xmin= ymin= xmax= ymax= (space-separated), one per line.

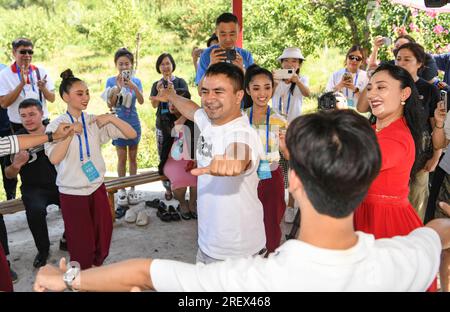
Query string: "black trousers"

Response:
xmin=21 ymin=186 xmax=60 ymax=253
xmin=424 ymin=158 xmax=446 ymax=224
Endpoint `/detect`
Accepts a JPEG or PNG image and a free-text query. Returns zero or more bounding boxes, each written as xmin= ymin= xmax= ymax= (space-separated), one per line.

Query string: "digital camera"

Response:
xmin=121 ymin=70 xmax=132 ymax=81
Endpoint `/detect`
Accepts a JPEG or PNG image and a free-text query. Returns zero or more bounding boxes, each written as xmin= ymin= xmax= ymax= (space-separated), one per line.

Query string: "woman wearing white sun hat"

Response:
xmin=272 ymin=47 xmax=311 ymax=224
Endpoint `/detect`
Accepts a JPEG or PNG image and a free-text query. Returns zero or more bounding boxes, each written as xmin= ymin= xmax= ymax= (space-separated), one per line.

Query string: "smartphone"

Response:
xmin=343 ymin=72 xmax=353 ymax=82
xmin=440 ymin=90 xmax=448 ymax=112
xmin=382 ymin=37 xmax=392 ymax=46
xmin=273 ymin=69 xmax=295 ymax=80
xmin=121 ymin=70 xmax=132 ymax=81
xmin=225 ymin=49 xmax=236 ymax=61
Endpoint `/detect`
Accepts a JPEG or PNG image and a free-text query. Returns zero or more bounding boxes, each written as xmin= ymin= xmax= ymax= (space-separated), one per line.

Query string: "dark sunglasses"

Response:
xmin=18 ymin=50 xmax=34 ymax=55
xmin=348 ymin=55 xmax=362 ymax=62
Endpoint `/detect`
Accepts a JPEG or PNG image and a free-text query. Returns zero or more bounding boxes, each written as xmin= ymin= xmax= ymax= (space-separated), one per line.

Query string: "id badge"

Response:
xmin=257 ymin=160 xmax=272 ymax=180
xmin=81 ymin=160 xmax=100 ymax=182
xmin=347 ymin=99 xmax=354 ymax=107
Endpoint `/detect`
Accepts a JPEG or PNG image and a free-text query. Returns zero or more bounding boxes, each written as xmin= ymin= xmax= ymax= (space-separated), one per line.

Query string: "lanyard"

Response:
xmin=250 ymin=106 xmax=270 ymax=154
xmin=16 ymin=64 xmax=35 ymax=96
xmin=345 ymin=70 xmax=359 ymax=99
xmin=278 ymin=92 xmax=291 ymax=116
xmin=66 ymin=111 xmax=91 ymax=162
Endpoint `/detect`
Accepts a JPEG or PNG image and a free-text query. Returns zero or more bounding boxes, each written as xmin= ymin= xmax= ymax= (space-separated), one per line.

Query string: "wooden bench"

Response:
xmin=0 ymin=171 xmax=166 ymax=223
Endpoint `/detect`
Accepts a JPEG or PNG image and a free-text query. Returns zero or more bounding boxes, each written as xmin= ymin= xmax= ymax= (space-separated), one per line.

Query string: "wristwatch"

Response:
xmin=63 ymin=263 xmax=80 ymax=291
xmin=46 ymin=131 xmax=53 ymax=143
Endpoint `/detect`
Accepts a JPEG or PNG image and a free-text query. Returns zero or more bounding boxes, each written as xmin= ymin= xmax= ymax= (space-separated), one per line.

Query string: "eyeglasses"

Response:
xmin=18 ymin=50 xmax=34 ymax=55
xmin=348 ymin=55 xmax=362 ymax=62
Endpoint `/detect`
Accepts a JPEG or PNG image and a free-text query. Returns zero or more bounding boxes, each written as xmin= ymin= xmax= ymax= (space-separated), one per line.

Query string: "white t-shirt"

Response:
xmin=151 ymin=228 xmax=441 ymax=292
xmin=194 ymin=109 xmax=265 ymax=260
xmin=0 ymin=64 xmax=54 ymax=123
xmin=326 ymin=68 xmax=369 ymax=108
xmin=272 ymin=76 xmax=309 ymax=123
xmin=45 ymin=113 xmax=126 ymax=196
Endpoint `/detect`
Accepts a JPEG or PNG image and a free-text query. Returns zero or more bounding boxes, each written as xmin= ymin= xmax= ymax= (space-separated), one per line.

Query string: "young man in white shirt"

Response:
xmin=34 ymin=110 xmax=450 ymax=292
xmin=157 ymin=62 xmax=265 ymax=263
xmin=0 ymin=38 xmax=55 ymax=132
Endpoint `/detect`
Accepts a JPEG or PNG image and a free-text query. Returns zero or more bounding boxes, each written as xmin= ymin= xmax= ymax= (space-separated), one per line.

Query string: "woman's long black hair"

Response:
xmin=243 ymin=64 xmax=274 ymax=109
xmin=371 ymin=63 xmax=427 ymax=180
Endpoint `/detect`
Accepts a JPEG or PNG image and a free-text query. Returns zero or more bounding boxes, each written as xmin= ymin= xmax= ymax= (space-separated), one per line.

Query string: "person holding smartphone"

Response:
xmin=0 ymin=38 xmax=55 ymax=133
xmin=326 ymin=45 xmax=369 ymax=109
xmin=272 ymin=47 xmax=310 ymax=224
xmin=194 ymin=13 xmax=254 ymax=91
xmin=104 ymin=48 xmax=144 ymax=210
xmin=150 ymin=53 xmax=189 ymax=202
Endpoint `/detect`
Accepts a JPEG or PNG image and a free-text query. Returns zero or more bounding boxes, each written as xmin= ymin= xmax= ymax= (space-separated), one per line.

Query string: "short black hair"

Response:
xmin=12 ymin=38 xmax=33 ymax=50
xmin=318 ymin=92 xmax=337 ymax=111
xmin=207 ymin=33 xmax=218 ymax=47
xmin=205 ymin=62 xmax=244 ymax=93
xmin=216 ymin=12 xmax=239 ymax=26
xmin=286 ymin=110 xmax=381 ymax=218
xmin=156 ymin=53 xmax=176 ymax=74
xmin=18 ymin=98 xmax=42 ymax=112
xmin=114 ymin=48 xmax=134 ymax=64
xmin=394 ymin=42 xmax=426 ymax=68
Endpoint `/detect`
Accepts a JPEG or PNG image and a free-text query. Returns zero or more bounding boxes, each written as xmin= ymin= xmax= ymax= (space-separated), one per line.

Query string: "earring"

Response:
xmin=401 ymin=100 xmax=406 ymax=106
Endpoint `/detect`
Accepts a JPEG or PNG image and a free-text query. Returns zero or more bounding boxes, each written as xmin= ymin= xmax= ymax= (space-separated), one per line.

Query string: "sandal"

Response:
xmin=177 ymin=205 xmax=192 ymax=220
xmin=157 ymin=202 xmax=171 ymax=222
xmin=115 ymin=205 xmax=129 ymax=219
xmin=124 ymin=209 xmax=137 ymax=223
xmin=145 ymin=198 xmax=160 ymax=209
xmin=128 ymin=191 xmax=145 ymax=205
xmin=168 ymin=205 xmax=181 ymax=221
xmin=136 ymin=210 xmax=149 ymax=226
xmin=189 ymin=211 xmax=198 ymax=219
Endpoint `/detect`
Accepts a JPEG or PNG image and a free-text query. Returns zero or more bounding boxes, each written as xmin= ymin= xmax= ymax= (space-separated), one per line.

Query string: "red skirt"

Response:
xmin=354 ymin=194 xmax=437 ymax=292
xmin=0 ymin=243 xmax=13 ymax=292
xmin=258 ymin=167 xmax=286 ymax=253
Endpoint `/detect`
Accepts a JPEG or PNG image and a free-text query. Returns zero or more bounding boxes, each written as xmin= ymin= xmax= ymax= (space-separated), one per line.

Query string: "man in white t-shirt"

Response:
xmin=0 ymin=38 xmax=55 ymax=132
xmin=161 ymin=62 xmax=265 ymax=262
xmin=34 ymin=110 xmax=450 ymax=292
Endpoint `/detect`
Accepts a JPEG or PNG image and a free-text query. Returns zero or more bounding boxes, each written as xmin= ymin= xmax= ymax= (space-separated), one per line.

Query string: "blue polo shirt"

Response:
xmin=434 ymin=53 xmax=450 ymax=85
xmin=194 ymin=45 xmax=254 ymax=85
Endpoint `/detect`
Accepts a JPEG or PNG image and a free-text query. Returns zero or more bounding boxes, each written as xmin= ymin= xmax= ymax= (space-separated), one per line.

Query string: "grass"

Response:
xmin=0 ymin=45 xmax=345 ymax=200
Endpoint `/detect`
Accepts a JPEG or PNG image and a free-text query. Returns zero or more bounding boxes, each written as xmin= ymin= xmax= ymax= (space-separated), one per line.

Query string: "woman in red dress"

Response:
xmin=354 ymin=63 xmax=436 ymax=290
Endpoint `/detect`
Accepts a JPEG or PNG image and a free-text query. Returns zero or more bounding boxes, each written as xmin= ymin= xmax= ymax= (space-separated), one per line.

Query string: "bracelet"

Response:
xmin=435 ymin=124 xmax=444 ymax=129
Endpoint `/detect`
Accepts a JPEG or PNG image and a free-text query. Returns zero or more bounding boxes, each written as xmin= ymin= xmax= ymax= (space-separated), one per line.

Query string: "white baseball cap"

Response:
xmin=277 ymin=47 xmax=305 ymax=61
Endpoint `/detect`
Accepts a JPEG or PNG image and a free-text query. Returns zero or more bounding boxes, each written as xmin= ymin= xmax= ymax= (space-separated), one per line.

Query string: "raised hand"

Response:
xmin=37 ymin=74 xmax=47 ymax=91
xmin=191 ymin=154 xmax=249 ymax=177
xmin=232 ymin=52 xmax=244 ymax=71
xmin=53 ymin=123 xmax=75 ymax=141
xmin=210 ymin=48 xmax=226 ymax=65
xmin=33 ymin=257 xmax=67 ymax=292
xmin=90 ymin=114 xmax=112 ymax=128
xmin=151 ymin=83 xmax=176 ymax=103
xmin=434 ymin=101 xmax=447 ymax=127
xmin=12 ymin=150 xmax=30 ymax=168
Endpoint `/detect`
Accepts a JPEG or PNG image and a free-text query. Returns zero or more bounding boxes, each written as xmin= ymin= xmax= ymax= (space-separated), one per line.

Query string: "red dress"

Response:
xmin=354 ymin=117 xmax=436 ymax=291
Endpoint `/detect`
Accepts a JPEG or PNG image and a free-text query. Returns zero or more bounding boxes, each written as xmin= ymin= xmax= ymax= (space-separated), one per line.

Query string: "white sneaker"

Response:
xmin=284 ymin=206 xmax=296 ymax=224
xmin=117 ymin=189 xmax=128 ymax=206
xmin=128 ymin=190 xmax=145 ymax=205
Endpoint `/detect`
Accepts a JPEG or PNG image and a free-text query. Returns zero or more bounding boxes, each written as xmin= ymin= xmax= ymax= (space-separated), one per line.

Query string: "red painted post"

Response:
xmin=232 ymin=0 xmax=243 ymax=48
